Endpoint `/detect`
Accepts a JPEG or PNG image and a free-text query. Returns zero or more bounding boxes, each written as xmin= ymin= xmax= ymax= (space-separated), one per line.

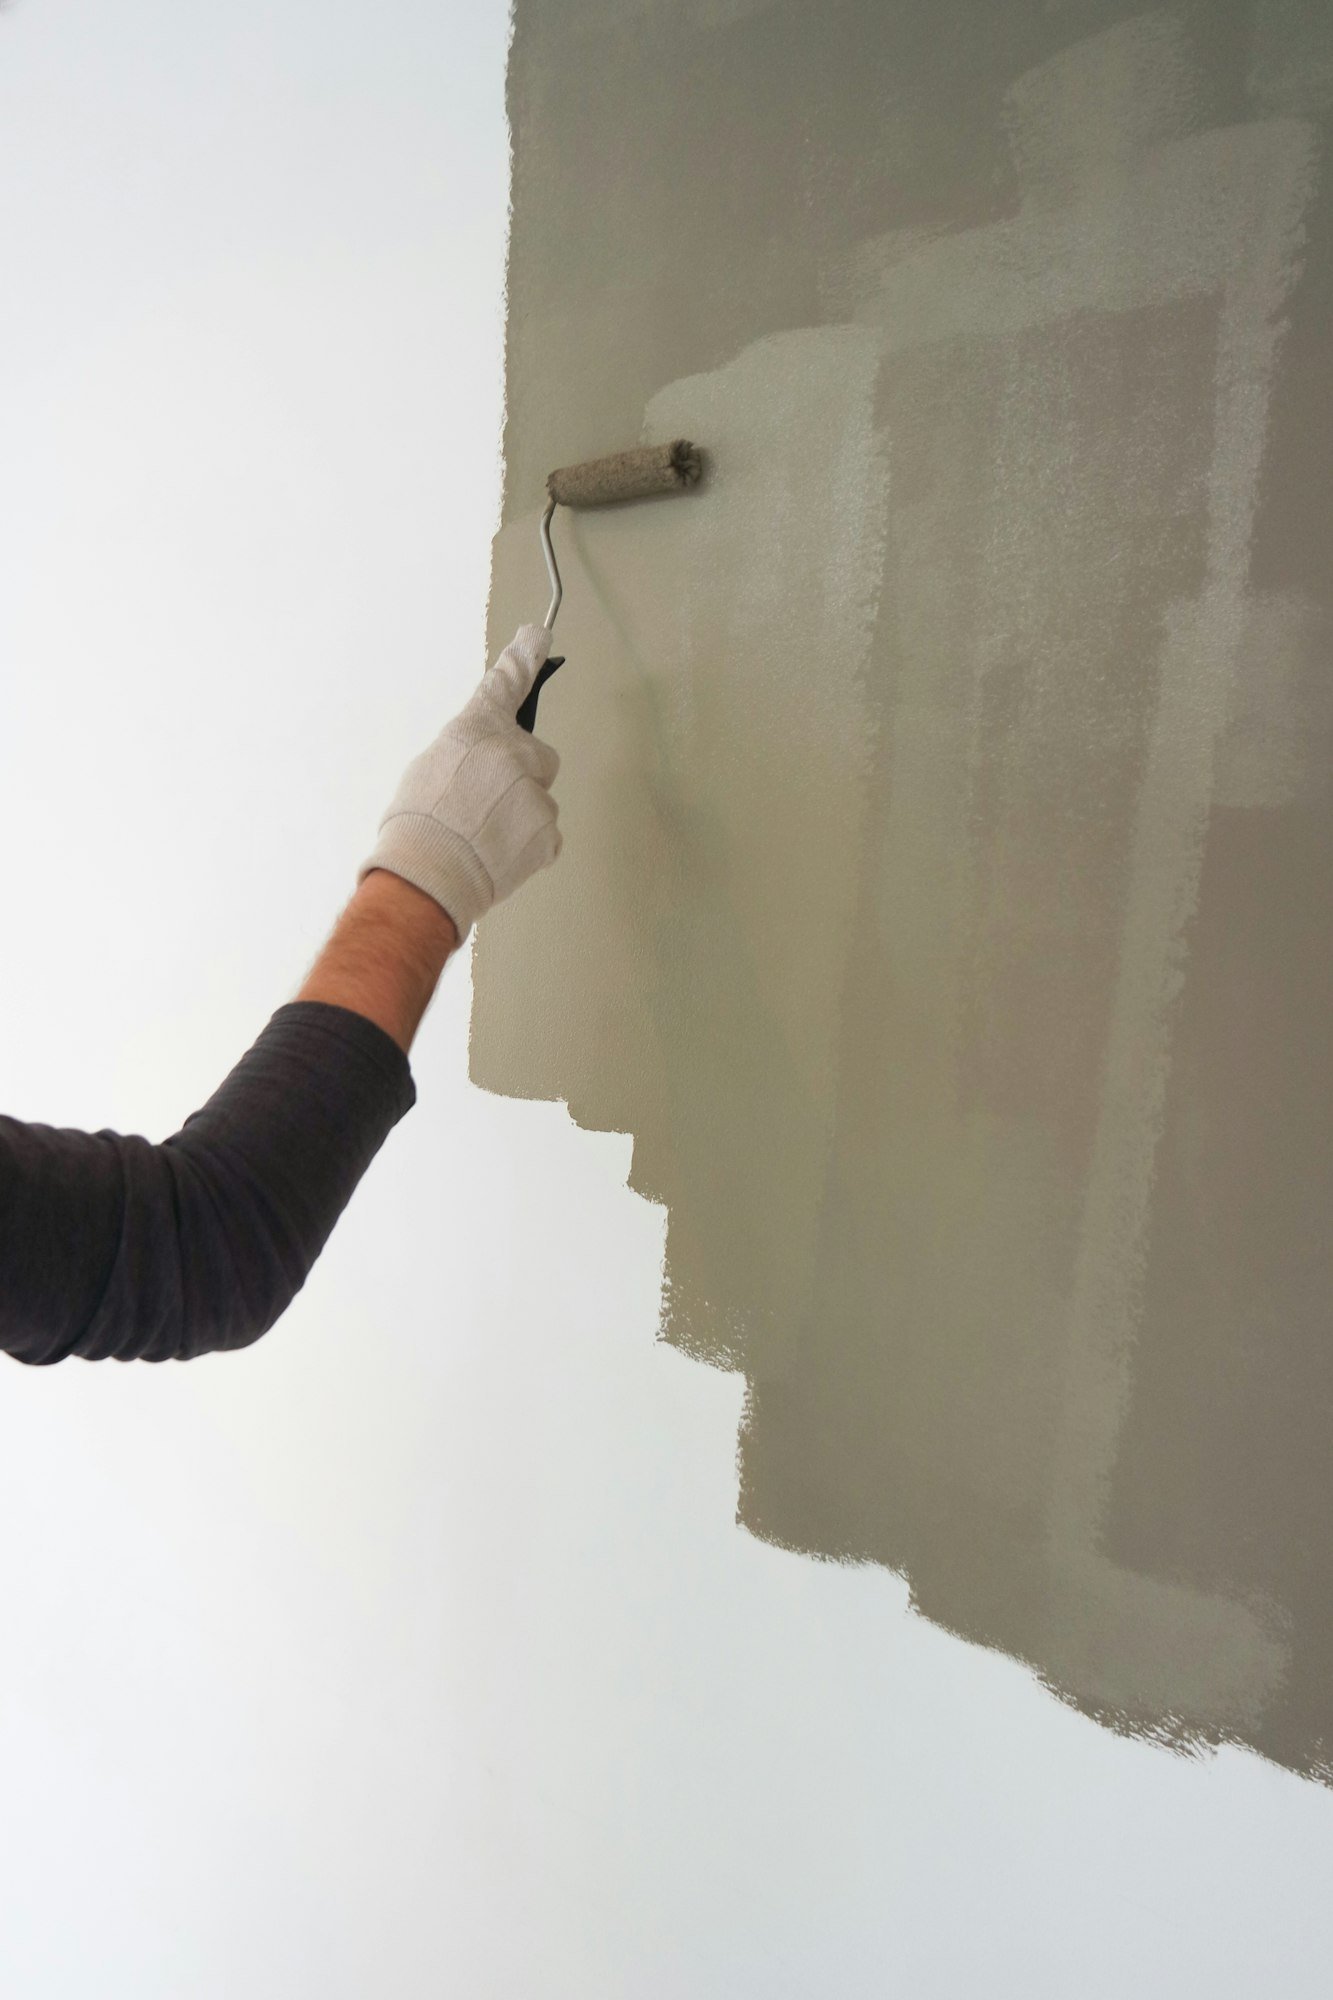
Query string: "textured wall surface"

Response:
xmin=472 ymin=0 xmax=1333 ymax=1782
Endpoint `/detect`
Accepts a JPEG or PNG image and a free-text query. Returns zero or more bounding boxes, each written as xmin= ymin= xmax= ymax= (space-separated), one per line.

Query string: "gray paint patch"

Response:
xmin=475 ymin=0 xmax=1333 ymax=1782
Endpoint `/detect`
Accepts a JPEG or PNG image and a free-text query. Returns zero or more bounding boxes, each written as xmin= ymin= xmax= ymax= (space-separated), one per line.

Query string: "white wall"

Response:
xmin=0 ymin=3 xmax=1331 ymax=1994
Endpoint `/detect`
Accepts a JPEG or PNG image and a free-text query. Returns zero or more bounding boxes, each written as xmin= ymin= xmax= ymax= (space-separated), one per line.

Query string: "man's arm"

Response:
xmin=1 ymin=1002 xmax=418 ymax=1365
xmin=0 ymin=626 xmax=561 ymax=1366
xmin=296 ymin=868 xmax=459 ymax=1055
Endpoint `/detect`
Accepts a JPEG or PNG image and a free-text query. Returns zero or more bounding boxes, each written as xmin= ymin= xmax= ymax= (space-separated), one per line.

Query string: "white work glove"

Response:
xmin=356 ymin=623 xmax=562 ymax=941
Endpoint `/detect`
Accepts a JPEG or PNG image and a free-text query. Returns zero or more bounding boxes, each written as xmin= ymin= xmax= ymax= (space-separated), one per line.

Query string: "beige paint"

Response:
xmin=473 ymin=0 xmax=1333 ymax=1781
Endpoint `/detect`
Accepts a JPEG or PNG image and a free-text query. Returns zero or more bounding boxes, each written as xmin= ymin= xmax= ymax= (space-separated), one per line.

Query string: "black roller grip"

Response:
xmin=515 ymin=656 xmax=565 ymax=734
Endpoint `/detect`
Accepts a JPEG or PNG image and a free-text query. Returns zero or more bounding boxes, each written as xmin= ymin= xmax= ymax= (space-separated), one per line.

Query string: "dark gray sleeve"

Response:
xmin=0 ymin=1002 xmax=417 ymax=1366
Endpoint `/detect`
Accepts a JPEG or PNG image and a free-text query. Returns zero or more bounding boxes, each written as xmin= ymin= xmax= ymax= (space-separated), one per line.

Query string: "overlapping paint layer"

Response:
xmin=473 ymin=0 xmax=1333 ymax=1781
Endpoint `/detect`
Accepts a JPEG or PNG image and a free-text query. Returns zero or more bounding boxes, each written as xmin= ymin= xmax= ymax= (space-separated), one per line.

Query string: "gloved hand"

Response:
xmin=356 ymin=624 xmax=562 ymax=941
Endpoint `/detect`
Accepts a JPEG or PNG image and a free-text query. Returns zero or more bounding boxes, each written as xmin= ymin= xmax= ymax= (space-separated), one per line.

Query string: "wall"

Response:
xmin=3 ymin=3 xmax=1333 ymax=1997
xmin=473 ymin=0 xmax=1333 ymax=1783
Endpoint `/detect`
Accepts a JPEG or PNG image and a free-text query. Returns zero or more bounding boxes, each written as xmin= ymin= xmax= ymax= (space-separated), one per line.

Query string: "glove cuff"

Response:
xmin=355 ymin=813 xmax=494 ymax=942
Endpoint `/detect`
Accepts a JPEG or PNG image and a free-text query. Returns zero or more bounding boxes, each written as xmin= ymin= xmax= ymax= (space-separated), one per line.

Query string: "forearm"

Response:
xmin=296 ymin=868 xmax=459 ymax=1055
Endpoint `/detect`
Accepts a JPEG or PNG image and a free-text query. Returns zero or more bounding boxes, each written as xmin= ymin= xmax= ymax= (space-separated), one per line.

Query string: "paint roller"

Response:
xmin=514 ymin=439 xmax=705 ymax=732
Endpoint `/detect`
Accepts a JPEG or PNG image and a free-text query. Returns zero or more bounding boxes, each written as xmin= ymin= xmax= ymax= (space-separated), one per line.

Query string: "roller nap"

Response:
xmin=546 ymin=440 xmax=703 ymax=508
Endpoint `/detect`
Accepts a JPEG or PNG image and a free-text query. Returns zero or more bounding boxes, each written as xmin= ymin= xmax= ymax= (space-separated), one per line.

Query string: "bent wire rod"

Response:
xmin=539 ymin=497 xmax=562 ymax=630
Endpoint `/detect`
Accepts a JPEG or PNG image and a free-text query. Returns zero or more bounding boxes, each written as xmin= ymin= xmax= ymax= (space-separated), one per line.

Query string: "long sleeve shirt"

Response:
xmin=0 ymin=1002 xmax=416 ymax=1366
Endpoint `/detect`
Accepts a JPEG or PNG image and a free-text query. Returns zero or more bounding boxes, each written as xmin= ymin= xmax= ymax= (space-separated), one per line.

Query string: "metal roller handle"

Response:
xmin=539 ymin=497 xmax=562 ymax=630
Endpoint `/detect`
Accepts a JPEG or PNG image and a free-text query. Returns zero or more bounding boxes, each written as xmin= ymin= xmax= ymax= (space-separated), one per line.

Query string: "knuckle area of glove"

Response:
xmin=472 ymin=779 xmax=556 ymax=877
xmin=425 ymin=738 xmax=536 ymax=833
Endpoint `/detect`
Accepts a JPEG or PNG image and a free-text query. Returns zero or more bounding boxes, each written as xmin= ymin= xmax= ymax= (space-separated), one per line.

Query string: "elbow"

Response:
xmin=109 ymin=1140 xmax=317 ymax=1364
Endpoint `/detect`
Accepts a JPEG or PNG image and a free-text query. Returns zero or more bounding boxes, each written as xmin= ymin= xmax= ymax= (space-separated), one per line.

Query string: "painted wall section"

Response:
xmin=472 ymin=0 xmax=1333 ymax=1782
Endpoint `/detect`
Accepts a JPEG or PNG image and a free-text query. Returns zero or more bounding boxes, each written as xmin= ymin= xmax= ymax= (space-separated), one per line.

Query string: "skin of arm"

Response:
xmin=295 ymin=868 xmax=459 ymax=1055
